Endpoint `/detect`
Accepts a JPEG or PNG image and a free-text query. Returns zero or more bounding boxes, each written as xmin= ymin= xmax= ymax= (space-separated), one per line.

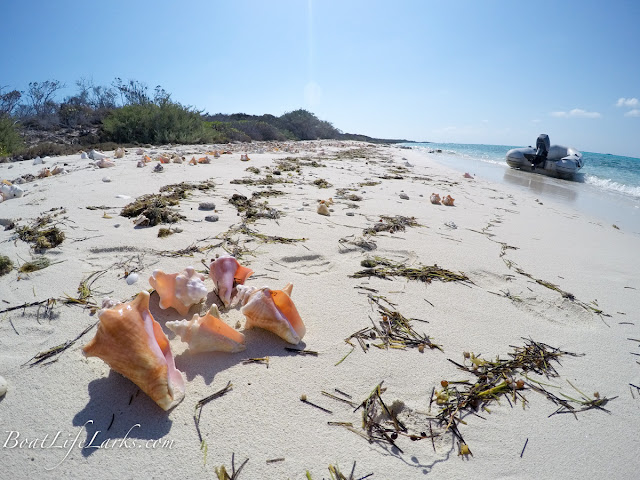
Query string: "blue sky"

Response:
xmin=2 ymin=0 xmax=639 ymax=157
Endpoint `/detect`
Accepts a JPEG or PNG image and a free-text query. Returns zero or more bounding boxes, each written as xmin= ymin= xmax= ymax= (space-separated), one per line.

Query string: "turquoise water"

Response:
xmin=409 ymin=142 xmax=640 ymax=200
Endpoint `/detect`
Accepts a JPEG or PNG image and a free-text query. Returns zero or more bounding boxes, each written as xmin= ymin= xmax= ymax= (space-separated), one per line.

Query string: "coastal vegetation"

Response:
xmin=0 ymin=78 xmax=408 ymax=159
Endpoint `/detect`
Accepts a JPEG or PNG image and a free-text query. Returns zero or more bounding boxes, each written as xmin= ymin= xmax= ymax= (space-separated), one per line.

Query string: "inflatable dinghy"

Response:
xmin=506 ymin=134 xmax=583 ymax=179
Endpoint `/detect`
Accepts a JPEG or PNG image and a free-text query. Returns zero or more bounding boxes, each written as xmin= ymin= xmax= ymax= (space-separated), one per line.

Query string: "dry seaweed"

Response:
xmin=18 ymin=256 xmax=52 ymax=273
xmin=215 ymin=453 xmax=248 ymax=480
xmin=0 ymin=255 xmax=13 ymax=276
xmin=228 ymin=194 xmax=281 ymax=223
xmin=312 ymin=178 xmax=333 ymax=189
xmin=351 ymin=257 xmax=470 ymax=285
xmin=362 ymin=216 xmax=420 ymax=236
xmin=327 ymin=462 xmax=372 ymax=480
xmin=345 ymin=295 xmax=442 ymax=353
xmin=16 ymin=210 xmax=66 ymax=250
xmin=194 ymin=381 xmax=233 ymax=443
xmin=121 ymin=180 xmax=214 ymax=227
xmin=23 ymin=321 xmax=97 ymax=367
xmin=230 ymin=175 xmax=289 ymax=186
xmin=358 ymin=181 xmax=381 ymax=187
xmin=157 ymin=227 xmax=175 ymax=238
xmin=338 ymin=236 xmax=377 ymax=253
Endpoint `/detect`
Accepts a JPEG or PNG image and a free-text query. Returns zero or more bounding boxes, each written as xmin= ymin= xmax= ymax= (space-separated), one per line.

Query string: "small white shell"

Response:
xmin=89 ymin=150 xmax=107 ymax=160
xmin=126 ymin=272 xmax=139 ymax=285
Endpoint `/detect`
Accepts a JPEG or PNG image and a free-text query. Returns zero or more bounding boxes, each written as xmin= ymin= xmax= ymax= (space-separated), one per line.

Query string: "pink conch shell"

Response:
xmin=82 ymin=291 xmax=186 ymax=411
xmin=430 ymin=193 xmax=441 ymax=204
xmin=166 ymin=305 xmax=246 ymax=353
xmin=442 ymin=195 xmax=455 ymax=206
xmin=238 ymin=283 xmax=305 ymax=344
xmin=317 ymin=202 xmax=330 ymax=216
xmin=209 ymin=255 xmax=254 ymax=307
xmin=463 ymin=172 xmax=473 ymax=179
xmin=96 ymin=158 xmax=115 ymax=168
xmin=149 ymin=266 xmax=208 ymax=316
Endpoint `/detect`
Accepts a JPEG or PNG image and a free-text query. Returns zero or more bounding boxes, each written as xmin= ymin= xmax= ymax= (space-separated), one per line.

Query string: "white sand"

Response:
xmin=0 ymin=141 xmax=638 ymax=479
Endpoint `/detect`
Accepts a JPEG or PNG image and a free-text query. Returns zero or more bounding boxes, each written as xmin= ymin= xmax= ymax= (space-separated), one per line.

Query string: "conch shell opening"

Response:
xmin=209 ymin=256 xmax=254 ymax=307
xmin=240 ymin=283 xmax=305 ymax=344
xmin=166 ymin=305 xmax=246 ymax=353
xmin=82 ymin=291 xmax=186 ymax=411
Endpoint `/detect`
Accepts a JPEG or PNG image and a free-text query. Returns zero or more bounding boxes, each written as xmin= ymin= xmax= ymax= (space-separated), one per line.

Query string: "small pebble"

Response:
xmin=114 ymin=223 xmax=121 ymax=228
xmin=153 ymin=164 xmax=164 ymax=173
xmin=0 ymin=375 xmax=7 ymax=397
xmin=126 ymin=272 xmax=139 ymax=285
xmin=346 ymin=212 xmax=355 ymax=216
xmin=302 ymin=202 xmax=309 ymax=206
xmin=199 ymin=202 xmax=216 ymax=211
xmin=102 ymin=177 xmax=111 ymax=183
xmin=399 ymin=193 xmax=410 ymax=200
xmin=205 ymin=214 xmax=219 ymax=222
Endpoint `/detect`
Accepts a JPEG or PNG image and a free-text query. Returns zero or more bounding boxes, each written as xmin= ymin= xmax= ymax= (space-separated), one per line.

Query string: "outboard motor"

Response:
xmin=524 ymin=134 xmax=550 ymax=169
xmin=535 ymin=134 xmax=550 ymax=159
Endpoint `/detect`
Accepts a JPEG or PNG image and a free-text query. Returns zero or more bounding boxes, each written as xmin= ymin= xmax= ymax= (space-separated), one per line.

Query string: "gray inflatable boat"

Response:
xmin=506 ymin=134 xmax=583 ymax=179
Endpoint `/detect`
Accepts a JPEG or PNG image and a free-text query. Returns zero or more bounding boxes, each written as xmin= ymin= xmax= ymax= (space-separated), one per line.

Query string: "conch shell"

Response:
xmin=166 ymin=305 xmax=246 ymax=353
xmin=189 ymin=156 xmax=198 ymax=165
xmin=96 ymin=158 xmax=115 ymax=168
xmin=149 ymin=266 xmax=208 ymax=316
xmin=317 ymin=201 xmax=330 ymax=216
xmin=114 ymin=147 xmax=125 ymax=159
xmin=442 ymin=195 xmax=455 ymax=206
xmin=82 ymin=291 xmax=186 ymax=411
xmin=430 ymin=193 xmax=441 ymax=204
xmin=198 ymin=156 xmax=211 ymax=164
xmin=240 ymin=154 xmax=250 ymax=161
xmin=209 ymin=255 xmax=254 ymax=307
xmin=236 ymin=283 xmax=305 ymax=344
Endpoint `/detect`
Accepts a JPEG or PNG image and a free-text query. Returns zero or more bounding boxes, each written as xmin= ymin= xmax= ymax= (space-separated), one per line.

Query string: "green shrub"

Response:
xmin=0 ymin=117 xmax=23 ymax=155
xmin=101 ymin=102 xmax=218 ymax=145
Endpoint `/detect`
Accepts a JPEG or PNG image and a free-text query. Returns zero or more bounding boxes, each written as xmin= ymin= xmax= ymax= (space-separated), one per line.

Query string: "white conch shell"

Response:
xmin=209 ymin=255 xmax=254 ymax=307
xmin=430 ymin=193 xmax=441 ymax=204
xmin=317 ymin=202 xmax=330 ymax=216
xmin=80 ymin=151 xmax=88 ymax=159
xmin=0 ymin=183 xmax=23 ymax=199
xmin=114 ymin=147 xmax=125 ymax=159
xmin=166 ymin=305 xmax=246 ymax=353
xmin=82 ymin=291 xmax=186 ymax=411
xmin=96 ymin=158 xmax=115 ymax=168
xmin=89 ymin=149 xmax=107 ymax=160
xmin=149 ymin=266 xmax=208 ymax=316
xmin=239 ymin=283 xmax=305 ymax=344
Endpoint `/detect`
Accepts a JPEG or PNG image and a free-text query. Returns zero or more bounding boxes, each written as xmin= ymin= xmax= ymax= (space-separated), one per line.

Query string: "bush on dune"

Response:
xmin=0 ymin=116 xmax=23 ymax=156
xmin=101 ymin=102 xmax=218 ymax=144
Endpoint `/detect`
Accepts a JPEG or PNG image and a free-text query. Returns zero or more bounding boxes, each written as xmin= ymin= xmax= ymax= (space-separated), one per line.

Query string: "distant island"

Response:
xmin=0 ymin=78 xmax=415 ymax=160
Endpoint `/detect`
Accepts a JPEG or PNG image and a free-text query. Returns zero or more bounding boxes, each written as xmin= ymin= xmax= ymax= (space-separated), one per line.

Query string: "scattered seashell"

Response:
xmin=240 ymin=154 xmax=250 ymax=161
xmin=158 ymin=156 xmax=170 ymax=164
xmin=96 ymin=158 xmax=115 ymax=168
xmin=189 ymin=156 xmax=197 ymax=165
xmin=463 ymin=172 xmax=473 ymax=179
xmin=0 ymin=375 xmax=7 ymax=397
xmin=137 ymin=160 xmax=145 ymax=168
xmin=33 ymin=156 xmax=43 ymax=165
xmin=213 ymin=151 xmax=220 ymax=158
xmin=199 ymin=202 xmax=216 ymax=211
xmin=205 ymin=214 xmax=219 ymax=222
xmin=135 ymin=148 xmax=144 ymax=155
xmin=134 ymin=214 xmax=150 ymax=226
xmin=80 ymin=151 xmax=88 ymax=159
xmin=317 ymin=202 xmax=330 ymax=216
xmin=0 ymin=183 xmax=23 ymax=199
xmin=166 ymin=305 xmax=246 ymax=353
xmin=399 ymin=193 xmax=409 ymax=200
xmin=198 ymin=156 xmax=211 ymax=164
xmin=143 ymin=155 xmax=152 ymax=163
xmin=238 ymin=283 xmax=306 ymax=344
xmin=153 ymin=164 xmax=164 ymax=173
xmin=430 ymin=193 xmax=441 ymax=205
xmin=442 ymin=195 xmax=455 ymax=206
xmin=115 ymin=194 xmax=131 ymax=199
xmin=172 ymin=155 xmax=183 ymax=164
xmin=37 ymin=168 xmax=51 ymax=178
xmin=126 ymin=272 xmax=139 ymax=285
xmin=209 ymin=255 xmax=254 ymax=307
xmin=102 ymin=177 xmax=111 ymax=183
xmin=89 ymin=150 xmax=107 ymax=160
xmin=82 ymin=291 xmax=186 ymax=411
xmin=149 ymin=266 xmax=208 ymax=316
xmin=114 ymin=147 xmax=125 ymax=159
xmin=51 ymin=165 xmax=66 ymax=175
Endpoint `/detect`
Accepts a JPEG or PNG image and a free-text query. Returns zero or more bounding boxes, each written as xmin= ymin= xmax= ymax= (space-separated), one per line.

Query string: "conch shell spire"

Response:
xmin=82 ymin=291 xmax=186 ymax=411
xmin=149 ymin=267 xmax=208 ymax=316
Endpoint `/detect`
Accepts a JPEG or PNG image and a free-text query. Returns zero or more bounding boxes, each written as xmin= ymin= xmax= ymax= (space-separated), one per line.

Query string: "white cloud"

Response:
xmin=624 ymin=109 xmax=640 ymax=117
xmin=616 ymin=97 xmax=638 ymax=108
xmin=550 ymin=108 xmax=601 ymax=119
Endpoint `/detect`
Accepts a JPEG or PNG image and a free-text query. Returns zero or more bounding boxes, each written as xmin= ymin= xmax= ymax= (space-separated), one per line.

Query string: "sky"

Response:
xmin=2 ymin=0 xmax=639 ymax=157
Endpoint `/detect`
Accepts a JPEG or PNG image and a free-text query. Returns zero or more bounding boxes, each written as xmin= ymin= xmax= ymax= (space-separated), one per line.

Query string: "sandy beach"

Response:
xmin=1 ymin=140 xmax=638 ymax=479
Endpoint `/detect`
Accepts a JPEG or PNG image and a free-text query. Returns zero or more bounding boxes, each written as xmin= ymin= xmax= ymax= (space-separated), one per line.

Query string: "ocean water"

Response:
xmin=406 ymin=141 xmax=640 ymax=232
xmin=410 ymin=142 xmax=640 ymax=200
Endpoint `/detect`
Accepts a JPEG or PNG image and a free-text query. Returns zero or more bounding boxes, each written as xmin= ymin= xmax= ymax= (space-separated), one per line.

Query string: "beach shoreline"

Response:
xmin=1 ymin=140 xmax=638 ymax=479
